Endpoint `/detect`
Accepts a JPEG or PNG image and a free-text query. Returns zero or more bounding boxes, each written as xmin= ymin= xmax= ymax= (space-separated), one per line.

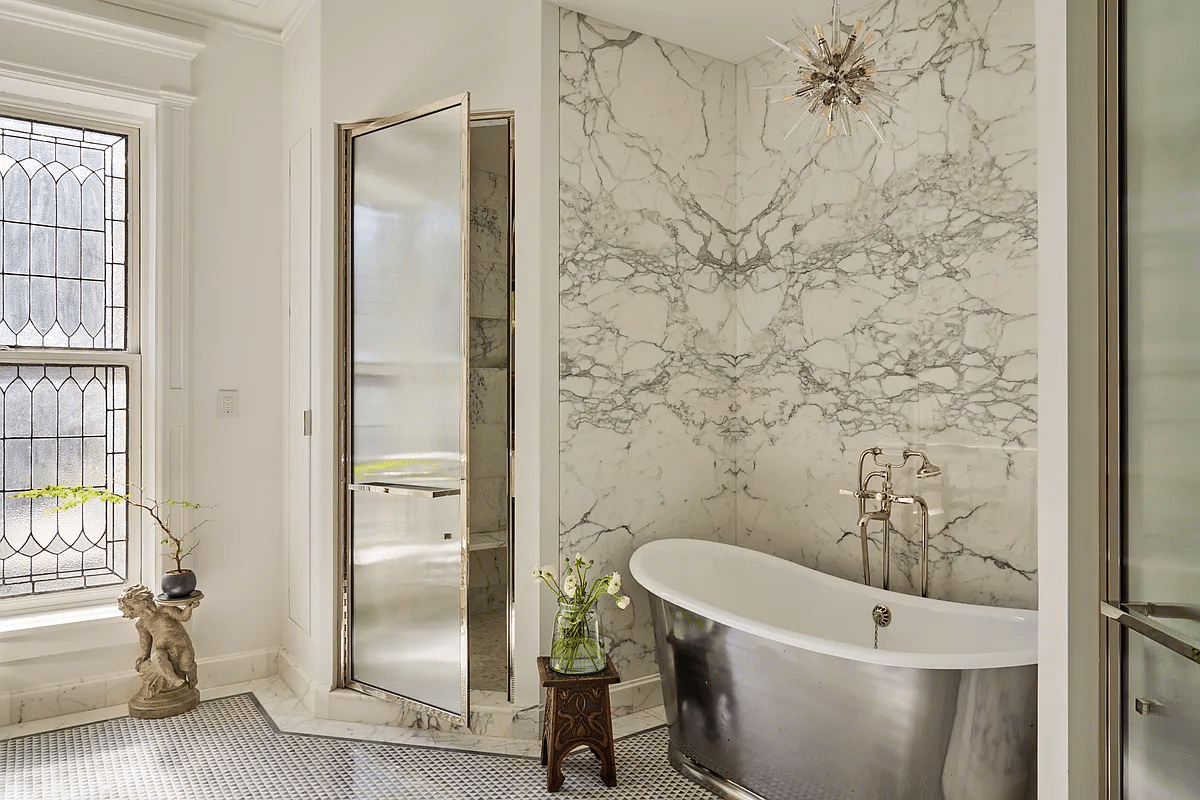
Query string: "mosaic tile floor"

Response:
xmin=468 ymin=604 xmax=508 ymax=692
xmin=1 ymin=693 xmax=720 ymax=800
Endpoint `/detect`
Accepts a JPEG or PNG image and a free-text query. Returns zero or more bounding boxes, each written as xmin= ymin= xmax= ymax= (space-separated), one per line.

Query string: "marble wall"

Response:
xmin=559 ymin=10 xmax=737 ymax=682
xmin=468 ymin=149 xmax=511 ymax=693
xmin=559 ymin=0 xmax=1037 ymax=684
xmin=735 ymin=0 xmax=1038 ymax=609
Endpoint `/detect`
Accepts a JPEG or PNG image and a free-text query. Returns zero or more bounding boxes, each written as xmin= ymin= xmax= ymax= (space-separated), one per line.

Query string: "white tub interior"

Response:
xmin=629 ymin=538 xmax=1037 ymax=670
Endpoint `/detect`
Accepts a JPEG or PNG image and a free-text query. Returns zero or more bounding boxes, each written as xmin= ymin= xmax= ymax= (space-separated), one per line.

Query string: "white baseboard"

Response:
xmin=278 ymin=646 xmax=321 ymax=717
xmin=7 ymin=647 xmax=280 ymax=725
xmin=609 ymin=671 xmax=663 ymax=718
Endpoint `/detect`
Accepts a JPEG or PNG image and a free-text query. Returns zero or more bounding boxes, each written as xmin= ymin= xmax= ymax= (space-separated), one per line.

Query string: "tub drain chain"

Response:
xmin=872 ymin=604 xmax=892 ymax=650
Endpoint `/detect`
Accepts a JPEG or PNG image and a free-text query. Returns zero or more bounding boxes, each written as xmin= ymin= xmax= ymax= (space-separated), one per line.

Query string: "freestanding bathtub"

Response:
xmin=629 ymin=539 xmax=1037 ymax=800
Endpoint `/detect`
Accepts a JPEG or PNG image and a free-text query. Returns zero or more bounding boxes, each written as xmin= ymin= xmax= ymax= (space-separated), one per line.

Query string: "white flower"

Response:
xmin=562 ymin=574 xmax=578 ymax=596
xmin=534 ymin=565 xmax=555 ymax=582
xmin=572 ymin=553 xmax=585 ymax=568
xmin=616 ymin=595 xmax=630 ymax=610
xmin=606 ymin=572 xmax=622 ymax=595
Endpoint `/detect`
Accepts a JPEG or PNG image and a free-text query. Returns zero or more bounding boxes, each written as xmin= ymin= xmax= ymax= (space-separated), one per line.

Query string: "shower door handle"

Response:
xmin=1102 ymin=601 xmax=1200 ymax=665
xmin=348 ymin=482 xmax=461 ymax=499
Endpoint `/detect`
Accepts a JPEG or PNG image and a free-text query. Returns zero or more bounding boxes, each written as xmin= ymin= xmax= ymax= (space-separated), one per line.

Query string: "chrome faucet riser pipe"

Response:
xmin=859 ymin=521 xmax=871 ymax=585
xmin=855 ymin=449 xmax=883 ymax=589
xmin=913 ymin=495 xmax=931 ymax=598
xmin=882 ymin=520 xmax=890 ymax=590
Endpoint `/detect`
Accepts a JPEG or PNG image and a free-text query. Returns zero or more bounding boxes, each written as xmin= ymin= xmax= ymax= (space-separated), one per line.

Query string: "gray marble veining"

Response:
xmin=559 ymin=10 xmax=738 ymax=683
xmin=735 ymin=0 xmax=1038 ymax=609
xmin=559 ymin=0 xmax=1038 ymax=685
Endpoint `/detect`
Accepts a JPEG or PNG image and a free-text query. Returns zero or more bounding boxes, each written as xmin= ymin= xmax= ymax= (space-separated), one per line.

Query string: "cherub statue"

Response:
xmin=117 ymin=584 xmax=200 ymax=716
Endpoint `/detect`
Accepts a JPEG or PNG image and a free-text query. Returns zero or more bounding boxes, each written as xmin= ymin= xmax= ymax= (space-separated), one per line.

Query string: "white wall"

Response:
xmin=0 ymin=8 xmax=286 ymax=720
xmin=281 ymin=0 xmax=560 ymax=708
xmin=1036 ymin=0 xmax=1102 ymax=796
xmin=280 ymin=0 xmax=325 ymax=701
xmin=185 ymin=28 xmax=285 ymax=667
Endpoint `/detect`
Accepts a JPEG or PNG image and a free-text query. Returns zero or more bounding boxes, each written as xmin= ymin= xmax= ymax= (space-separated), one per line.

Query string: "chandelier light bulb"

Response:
xmin=764 ymin=1 xmax=918 ymax=149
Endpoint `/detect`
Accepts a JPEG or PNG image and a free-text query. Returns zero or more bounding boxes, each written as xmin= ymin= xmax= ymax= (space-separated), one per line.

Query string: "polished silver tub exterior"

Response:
xmin=632 ymin=540 xmax=1037 ymax=800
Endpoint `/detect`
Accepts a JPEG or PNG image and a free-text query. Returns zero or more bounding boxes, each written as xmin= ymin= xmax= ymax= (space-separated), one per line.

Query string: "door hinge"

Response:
xmin=340 ymin=579 xmax=350 ymax=675
xmin=303 ymin=409 xmax=312 ymax=436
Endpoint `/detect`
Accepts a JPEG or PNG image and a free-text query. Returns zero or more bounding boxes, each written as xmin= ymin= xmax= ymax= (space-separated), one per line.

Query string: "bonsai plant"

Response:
xmin=16 ymin=483 xmax=207 ymax=599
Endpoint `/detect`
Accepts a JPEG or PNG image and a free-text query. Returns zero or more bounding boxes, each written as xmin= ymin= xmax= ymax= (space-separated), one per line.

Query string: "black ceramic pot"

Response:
xmin=161 ymin=569 xmax=197 ymax=599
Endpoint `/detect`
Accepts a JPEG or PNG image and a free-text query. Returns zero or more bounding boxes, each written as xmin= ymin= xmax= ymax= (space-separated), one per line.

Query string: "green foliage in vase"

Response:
xmin=534 ymin=553 xmax=630 ymax=672
xmin=16 ymin=484 xmax=208 ymax=573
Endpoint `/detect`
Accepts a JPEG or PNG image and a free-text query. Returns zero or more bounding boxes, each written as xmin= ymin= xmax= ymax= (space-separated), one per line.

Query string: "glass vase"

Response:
xmin=549 ymin=599 xmax=605 ymax=674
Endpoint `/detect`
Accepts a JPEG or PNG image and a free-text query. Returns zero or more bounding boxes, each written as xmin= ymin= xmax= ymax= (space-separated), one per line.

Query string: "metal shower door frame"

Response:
xmin=1099 ymin=2 xmax=1200 ymax=795
xmin=335 ymin=93 xmax=472 ymax=725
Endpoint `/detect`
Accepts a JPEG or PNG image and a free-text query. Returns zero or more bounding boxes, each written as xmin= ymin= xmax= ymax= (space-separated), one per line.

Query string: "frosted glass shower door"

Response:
xmin=341 ymin=95 xmax=471 ymax=721
xmin=1115 ymin=1 xmax=1200 ymax=796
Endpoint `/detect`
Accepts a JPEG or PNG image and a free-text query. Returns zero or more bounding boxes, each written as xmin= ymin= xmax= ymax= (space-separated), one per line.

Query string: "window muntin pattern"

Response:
xmin=0 ymin=112 xmax=132 ymax=599
xmin=0 ymin=115 xmax=127 ymax=350
xmin=0 ymin=365 xmax=129 ymax=596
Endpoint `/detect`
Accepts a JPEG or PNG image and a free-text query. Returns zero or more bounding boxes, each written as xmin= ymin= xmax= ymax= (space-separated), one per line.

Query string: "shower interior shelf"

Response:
xmin=468 ymin=530 xmax=508 ymax=552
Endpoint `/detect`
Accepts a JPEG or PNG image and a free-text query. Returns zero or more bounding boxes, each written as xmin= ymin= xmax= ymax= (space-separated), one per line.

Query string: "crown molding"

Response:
xmin=103 ymin=0 xmax=290 ymax=45
xmin=187 ymin=12 xmax=279 ymax=44
xmin=0 ymin=0 xmax=206 ymax=59
xmin=0 ymin=57 xmax=198 ymax=109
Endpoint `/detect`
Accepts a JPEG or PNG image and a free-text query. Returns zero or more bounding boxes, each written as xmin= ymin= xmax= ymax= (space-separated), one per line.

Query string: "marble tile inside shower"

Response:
xmin=468 ymin=160 xmax=511 ymax=691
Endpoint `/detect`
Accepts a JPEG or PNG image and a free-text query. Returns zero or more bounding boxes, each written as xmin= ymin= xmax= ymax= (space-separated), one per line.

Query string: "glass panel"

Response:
xmin=0 ymin=113 xmax=126 ymax=349
xmin=1120 ymin=2 xmax=1200 ymax=795
xmin=0 ymin=364 xmax=128 ymax=598
xmin=1122 ymin=630 xmax=1200 ymax=798
xmin=1121 ymin=0 xmax=1200 ymax=641
xmin=348 ymin=100 xmax=468 ymax=716
xmin=351 ymin=489 xmax=461 ymax=711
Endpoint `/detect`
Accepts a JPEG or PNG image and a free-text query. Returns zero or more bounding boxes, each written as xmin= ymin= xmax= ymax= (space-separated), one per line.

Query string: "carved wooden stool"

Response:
xmin=538 ymin=655 xmax=621 ymax=792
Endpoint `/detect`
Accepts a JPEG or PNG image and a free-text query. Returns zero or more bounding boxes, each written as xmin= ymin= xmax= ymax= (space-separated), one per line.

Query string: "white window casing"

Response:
xmin=0 ymin=72 xmax=193 ymax=620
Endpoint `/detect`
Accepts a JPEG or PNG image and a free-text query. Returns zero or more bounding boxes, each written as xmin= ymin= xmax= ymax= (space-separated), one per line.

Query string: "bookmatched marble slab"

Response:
xmin=559 ymin=10 xmax=739 ymax=683
xmin=559 ymin=0 xmax=1039 ymax=686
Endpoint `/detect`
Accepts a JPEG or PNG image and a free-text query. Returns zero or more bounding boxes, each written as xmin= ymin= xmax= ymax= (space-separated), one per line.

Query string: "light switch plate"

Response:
xmin=217 ymin=389 xmax=239 ymax=418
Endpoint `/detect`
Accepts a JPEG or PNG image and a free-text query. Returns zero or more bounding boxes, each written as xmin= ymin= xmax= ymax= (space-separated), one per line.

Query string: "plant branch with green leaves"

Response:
xmin=16 ymin=484 xmax=208 ymax=573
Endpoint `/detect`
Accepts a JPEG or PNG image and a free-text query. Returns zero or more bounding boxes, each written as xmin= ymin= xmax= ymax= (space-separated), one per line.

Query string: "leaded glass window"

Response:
xmin=0 ymin=116 xmax=126 ymax=349
xmin=0 ymin=111 xmax=133 ymax=600
xmin=0 ymin=365 xmax=128 ymax=596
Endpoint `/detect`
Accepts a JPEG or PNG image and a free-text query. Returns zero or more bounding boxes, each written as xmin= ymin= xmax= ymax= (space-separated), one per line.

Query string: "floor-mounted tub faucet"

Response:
xmin=840 ymin=448 xmax=939 ymax=597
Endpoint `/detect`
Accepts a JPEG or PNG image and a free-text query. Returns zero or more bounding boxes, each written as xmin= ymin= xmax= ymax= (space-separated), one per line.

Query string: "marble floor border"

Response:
xmin=0 ymin=676 xmax=669 ymax=759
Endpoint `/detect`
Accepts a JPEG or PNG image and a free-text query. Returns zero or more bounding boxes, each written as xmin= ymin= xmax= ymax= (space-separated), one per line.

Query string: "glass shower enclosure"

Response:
xmin=335 ymin=93 xmax=516 ymax=724
xmin=1103 ymin=1 xmax=1200 ymax=796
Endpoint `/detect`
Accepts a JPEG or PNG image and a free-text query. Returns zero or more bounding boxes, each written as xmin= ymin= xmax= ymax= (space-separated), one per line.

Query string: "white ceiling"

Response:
xmin=99 ymin=0 xmax=307 ymax=39
xmin=557 ymin=0 xmax=836 ymax=64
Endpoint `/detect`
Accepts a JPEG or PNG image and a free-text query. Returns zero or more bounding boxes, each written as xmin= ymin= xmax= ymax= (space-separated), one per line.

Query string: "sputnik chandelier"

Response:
xmin=766 ymin=0 xmax=913 ymax=146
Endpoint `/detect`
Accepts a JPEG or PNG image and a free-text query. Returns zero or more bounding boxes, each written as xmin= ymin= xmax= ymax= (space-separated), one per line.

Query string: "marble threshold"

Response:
xmin=0 ymin=676 xmax=668 ymax=758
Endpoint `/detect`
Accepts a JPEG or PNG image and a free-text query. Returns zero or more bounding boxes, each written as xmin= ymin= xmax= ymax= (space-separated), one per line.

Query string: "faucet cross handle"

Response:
xmin=840 ymin=489 xmax=884 ymax=501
